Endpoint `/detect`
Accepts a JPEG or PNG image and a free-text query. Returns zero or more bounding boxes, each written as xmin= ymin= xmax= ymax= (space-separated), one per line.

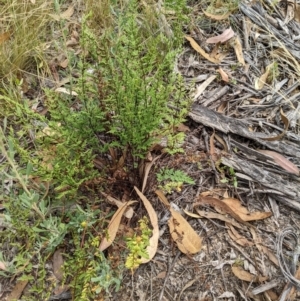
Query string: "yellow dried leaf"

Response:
xmin=218 ymin=67 xmax=229 ymax=82
xmin=169 ymin=208 xmax=202 ymax=254
xmin=195 ymin=209 xmax=244 ymax=230
xmin=250 ymin=228 xmax=279 ymax=266
xmin=60 ymin=6 xmax=74 ymax=19
xmin=7 ymin=280 xmax=28 ymax=301
xmin=222 ymin=198 xmax=272 ymax=221
xmin=99 ymin=201 xmax=136 ymax=251
xmin=232 ymin=266 xmax=268 ymax=282
xmin=255 ymin=62 xmax=276 ymax=90
xmin=100 ymin=192 xmax=134 ymax=219
xmin=134 ymin=187 xmax=159 ymax=263
xmin=156 ymin=190 xmax=202 ymax=254
xmin=185 ymin=36 xmax=221 ymax=64
xmin=231 ymin=36 xmax=245 ymax=66
xmin=227 ymin=224 xmax=254 ymax=247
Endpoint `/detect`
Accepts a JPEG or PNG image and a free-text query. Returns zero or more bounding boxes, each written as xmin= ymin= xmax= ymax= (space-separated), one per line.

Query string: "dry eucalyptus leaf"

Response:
xmin=195 ymin=209 xmax=244 ymax=230
xmin=55 ymin=87 xmax=78 ymax=96
xmin=222 ymin=198 xmax=272 ymax=221
xmin=169 ymin=208 xmax=202 ymax=254
xmin=134 ymin=186 xmax=159 ymax=263
xmin=156 ymin=190 xmax=202 ymax=254
xmin=183 ymin=209 xmax=201 ymax=218
xmin=60 ymin=5 xmax=74 ymax=19
xmin=7 ymin=280 xmax=28 ymax=301
xmin=53 ymin=248 xmax=64 ymax=281
xmin=155 ymin=189 xmax=171 ymax=207
xmin=257 ymin=150 xmax=299 ymax=175
xmin=206 ymin=27 xmax=235 ymax=44
xmin=227 ymin=224 xmax=254 ymax=247
xmin=255 ymin=62 xmax=276 ymax=90
xmin=232 ymin=266 xmax=268 ymax=282
xmin=203 ymin=10 xmax=231 ymax=20
xmin=250 ymin=228 xmax=279 ymax=266
xmin=100 ymin=192 xmax=133 ymax=219
xmin=194 ymin=75 xmax=217 ymax=100
xmin=185 ymin=36 xmax=221 ymax=64
xmin=99 ymin=201 xmax=136 ymax=251
xmin=218 ymin=67 xmax=229 ymax=82
xmin=230 ymin=36 xmax=245 ymax=66
xmin=0 ymin=261 xmax=6 ymax=271
xmin=194 ymin=196 xmax=253 ymax=227
xmin=141 ymin=155 xmax=161 ymax=193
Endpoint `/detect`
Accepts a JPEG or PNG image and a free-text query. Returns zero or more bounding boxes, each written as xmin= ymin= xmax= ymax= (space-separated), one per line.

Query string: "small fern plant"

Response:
xmin=156 ymin=167 xmax=195 ymax=194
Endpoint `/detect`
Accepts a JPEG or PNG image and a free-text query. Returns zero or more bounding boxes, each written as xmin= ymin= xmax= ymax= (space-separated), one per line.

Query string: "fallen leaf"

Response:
xmin=156 ymin=190 xmax=202 ymax=254
xmin=156 ymin=271 xmax=166 ymax=279
xmin=53 ymin=248 xmax=64 ymax=281
xmin=66 ymin=37 xmax=78 ymax=47
xmin=203 ymin=10 xmax=231 ymax=20
xmin=55 ymin=87 xmax=78 ymax=96
xmin=255 ymin=62 xmax=276 ymax=90
xmin=59 ymin=58 xmax=69 ymax=69
xmin=250 ymin=228 xmax=279 ymax=266
xmin=194 ymin=75 xmax=217 ymax=100
xmin=210 ymin=44 xmax=229 ymax=62
xmin=206 ymin=27 xmax=235 ymax=44
xmin=195 ymin=209 xmax=245 ymax=230
xmin=53 ymin=284 xmax=69 ymax=296
xmin=99 ymin=201 xmax=136 ymax=251
xmin=185 ymin=36 xmax=221 ymax=64
xmin=218 ymin=67 xmax=229 ymax=82
xmin=183 ymin=209 xmax=201 ymax=218
xmin=176 ymin=123 xmax=190 ymax=133
xmin=194 ymin=196 xmax=255 ymax=228
xmin=218 ymin=292 xmax=236 ymax=299
xmin=0 ymin=31 xmax=11 ymax=45
xmin=209 ymin=131 xmax=217 ymax=161
xmin=0 ymin=261 xmax=6 ymax=271
xmin=222 ymin=198 xmax=272 ymax=221
xmin=7 ymin=280 xmax=28 ymax=301
xmin=227 ymin=224 xmax=254 ymax=247
xmin=168 ymin=208 xmax=202 ymax=254
xmin=232 ymin=266 xmax=268 ymax=282
xmin=60 ymin=6 xmax=74 ymax=19
xmin=257 ymin=150 xmax=299 ymax=175
xmin=100 ymin=192 xmax=134 ymax=219
xmin=141 ymin=155 xmax=161 ymax=193
xmin=134 ymin=187 xmax=159 ymax=263
xmin=230 ymin=36 xmax=245 ymax=66
xmin=155 ymin=189 xmax=170 ymax=207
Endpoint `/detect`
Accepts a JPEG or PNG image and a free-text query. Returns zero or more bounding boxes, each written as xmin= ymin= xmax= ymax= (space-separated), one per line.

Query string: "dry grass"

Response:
xmin=0 ymin=0 xmax=52 ymax=80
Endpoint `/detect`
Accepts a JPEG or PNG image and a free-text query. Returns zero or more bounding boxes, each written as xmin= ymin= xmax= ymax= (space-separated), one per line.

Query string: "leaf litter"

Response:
xmin=113 ymin=1 xmax=300 ymax=299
